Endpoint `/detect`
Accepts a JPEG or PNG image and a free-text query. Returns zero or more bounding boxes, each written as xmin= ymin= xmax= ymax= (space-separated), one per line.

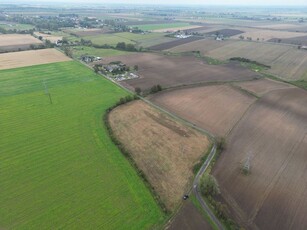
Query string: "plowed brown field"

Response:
xmin=100 ymin=53 xmax=259 ymax=90
xmin=213 ymin=88 xmax=307 ymax=230
xmin=236 ymin=78 xmax=294 ymax=96
xmin=149 ymin=85 xmax=256 ymax=136
xmin=170 ymin=39 xmax=307 ymax=80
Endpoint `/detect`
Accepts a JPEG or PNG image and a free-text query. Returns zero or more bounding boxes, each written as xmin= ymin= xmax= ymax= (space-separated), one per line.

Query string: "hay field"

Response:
xmin=236 ymin=78 xmax=294 ymax=96
xmin=0 ymin=61 xmax=164 ymax=229
xmin=0 ymin=34 xmax=42 ymax=52
xmin=213 ymin=87 xmax=307 ymax=230
xmin=109 ymin=100 xmax=209 ymax=211
xmin=0 ymin=49 xmax=71 ymax=70
xmin=34 ymin=32 xmax=62 ymax=43
xmin=150 ymin=85 xmax=256 ymax=136
xmin=100 ymin=53 xmax=259 ymax=90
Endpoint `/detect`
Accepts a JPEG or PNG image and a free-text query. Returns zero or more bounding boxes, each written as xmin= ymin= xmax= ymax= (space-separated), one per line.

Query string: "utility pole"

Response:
xmin=43 ymin=80 xmax=53 ymax=105
xmin=242 ymin=151 xmax=252 ymax=174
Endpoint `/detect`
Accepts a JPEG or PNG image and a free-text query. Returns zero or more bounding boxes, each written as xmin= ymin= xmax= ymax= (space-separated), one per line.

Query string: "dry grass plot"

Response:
xmin=109 ymin=100 xmax=209 ymax=211
xmin=213 ymin=88 xmax=307 ymax=230
xmin=0 ymin=34 xmax=42 ymax=52
xmin=0 ymin=49 xmax=71 ymax=70
xmin=34 ymin=32 xmax=63 ymax=43
xmin=150 ymin=85 xmax=256 ymax=136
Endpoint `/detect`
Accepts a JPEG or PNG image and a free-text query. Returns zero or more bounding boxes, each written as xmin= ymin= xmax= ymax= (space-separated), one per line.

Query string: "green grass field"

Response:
xmin=132 ymin=23 xmax=191 ymax=31
xmin=83 ymin=33 xmax=133 ymax=46
xmin=0 ymin=23 xmax=34 ymax=31
xmin=72 ymin=46 xmax=128 ymax=58
xmin=0 ymin=61 xmax=165 ymax=229
xmin=83 ymin=32 xmax=176 ymax=47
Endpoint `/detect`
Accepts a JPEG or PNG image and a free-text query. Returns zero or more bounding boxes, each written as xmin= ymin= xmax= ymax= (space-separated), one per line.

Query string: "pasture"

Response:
xmin=149 ymin=85 xmax=256 ymax=136
xmin=0 ymin=34 xmax=42 ymax=52
xmin=83 ymin=32 xmax=175 ymax=47
xmin=0 ymin=22 xmax=34 ymax=31
xmin=170 ymin=39 xmax=307 ymax=80
xmin=72 ymin=46 xmax=129 ymax=59
xmin=64 ymin=28 xmax=112 ymax=36
xmin=109 ymin=100 xmax=209 ymax=211
xmin=0 ymin=49 xmax=71 ymax=70
xmin=100 ymin=53 xmax=260 ymax=90
xmin=0 ymin=61 xmax=164 ymax=229
xmin=213 ymin=87 xmax=307 ymax=230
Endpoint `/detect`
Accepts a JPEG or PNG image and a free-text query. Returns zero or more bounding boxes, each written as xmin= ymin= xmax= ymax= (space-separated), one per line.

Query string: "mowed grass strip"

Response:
xmin=0 ymin=61 xmax=164 ymax=229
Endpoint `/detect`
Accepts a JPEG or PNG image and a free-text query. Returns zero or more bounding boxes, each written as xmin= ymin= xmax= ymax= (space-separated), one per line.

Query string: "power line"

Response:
xmin=43 ymin=80 xmax=53 ymax=105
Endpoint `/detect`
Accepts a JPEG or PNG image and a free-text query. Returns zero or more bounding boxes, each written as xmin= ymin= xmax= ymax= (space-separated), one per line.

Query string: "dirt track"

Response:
xmin=101 ymin=53 xmax=260 ymax=90
xmin=213 ymin=87 xmax=307 ymax=230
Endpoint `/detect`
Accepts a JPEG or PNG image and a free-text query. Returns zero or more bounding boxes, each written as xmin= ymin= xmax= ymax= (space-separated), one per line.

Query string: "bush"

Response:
xmin=200 ymin=173 xmax=220 ymax=197
xmin=150 ymin=84 xmax=162 ymax=94
xmin=135 ymin=87 xmax=142 ymax=95
xmin=216 ymin=137 xmax=226 ymax=152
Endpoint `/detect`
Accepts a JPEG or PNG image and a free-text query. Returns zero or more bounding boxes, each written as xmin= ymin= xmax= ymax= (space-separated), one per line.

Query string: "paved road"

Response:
xmin=192 ymin=144 xmax=225 ymax=230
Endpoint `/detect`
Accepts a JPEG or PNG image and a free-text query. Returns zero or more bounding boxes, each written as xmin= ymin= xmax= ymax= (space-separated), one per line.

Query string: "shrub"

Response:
xmin=200 ymin=173 xmax=220 ymax=197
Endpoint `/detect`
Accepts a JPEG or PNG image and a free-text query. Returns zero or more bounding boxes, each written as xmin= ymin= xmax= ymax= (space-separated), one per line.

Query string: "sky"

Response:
xmin=6 ymin=0 xmax=307 ymax=6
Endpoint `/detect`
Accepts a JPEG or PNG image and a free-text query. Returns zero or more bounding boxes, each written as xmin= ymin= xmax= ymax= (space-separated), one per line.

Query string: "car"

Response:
xmin=183 ymin=194 xmax=189 ymax=200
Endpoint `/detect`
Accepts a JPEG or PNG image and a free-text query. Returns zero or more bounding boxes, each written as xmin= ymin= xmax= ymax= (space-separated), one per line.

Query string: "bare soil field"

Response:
xmin=268 ymin=35 xmax=307 ymax=46
xmin=0 ymin=34 xmax=42 ymax=52
xmin=149 ymin=37 xmax=205 ymax=51
xmin=0 ymin=49 xmax=71 ymax=70
xmin=213 ymin=87 xmax=307 ymax=230
xmin=205 ymin=29 xmax=244 ymax=37
xmin=168 ymin=38 xmax=237 ymax=53
xmin=172 ymin=39 xmax=307 ymax=80
xmin=236 ymin=78 xmax=294 ymax=96
xmin=149 ymin=85 xmax=256 ymax=136
xmin=168 ymin=201 xmax=212 ymax=230
xmin=255 ymin=23 xmax=307 ymax=32
xmin=108 ymin=100 xmax=209 ymax=211
xmin=231 ymin=29 xmax=307 ymax=41
xmin=100 ymin=53 xmax=260 ymax=90
xmin=34 ymin=32 xmax=62 ymax=43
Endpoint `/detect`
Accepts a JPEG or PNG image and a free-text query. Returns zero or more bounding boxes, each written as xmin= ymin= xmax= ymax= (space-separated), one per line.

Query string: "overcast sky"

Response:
xmin=7 ymin=0 xmax=307 ymax=6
